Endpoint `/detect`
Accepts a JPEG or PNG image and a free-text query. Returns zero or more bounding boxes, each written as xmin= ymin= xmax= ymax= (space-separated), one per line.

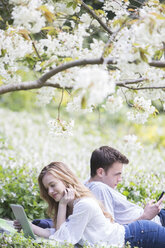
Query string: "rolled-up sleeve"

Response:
xmin=47 ymin=228 xmax=56 ymax=235
xmin=49 ymin=198 xmax=93 ymax=244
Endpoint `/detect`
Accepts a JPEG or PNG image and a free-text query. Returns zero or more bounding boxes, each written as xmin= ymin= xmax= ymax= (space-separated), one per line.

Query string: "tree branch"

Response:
xmin=102 ymin=27 xmax=121 ymax=58
xmin=43 ymin=82 xmax=72 ymax=90
xmin=116 ymin=78 xmax=145 ymax=86
xmin=119 ymin=85 xmax=165 ymax=90
xmin=121 ymin=88 xmax=133 ymax=107
xmin=39 ymin=57 xmax=115 ymax=83
xmin=149 ymin=61 xmax=165 ymax=68
xmin=29 ymin=35 xmax=42 ymax=61
xmin=80 ymin=0 xmax=112 ymax=35
xmin=57 ymin=89 xmax=64 ymax=120
xmin=116 ymin=78 xmax=165 ymax=90
xmin=0 ymin=57 xmax=116 ymax=95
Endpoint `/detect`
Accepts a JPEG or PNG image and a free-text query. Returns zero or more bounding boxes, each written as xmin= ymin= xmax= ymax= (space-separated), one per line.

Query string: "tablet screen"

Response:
xmin=10 ymin=204 xmax=36 ymax=239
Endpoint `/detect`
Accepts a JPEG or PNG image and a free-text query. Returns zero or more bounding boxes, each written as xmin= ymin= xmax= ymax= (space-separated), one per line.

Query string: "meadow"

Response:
xmin=0 ymin=92 xmax=165 ymax=247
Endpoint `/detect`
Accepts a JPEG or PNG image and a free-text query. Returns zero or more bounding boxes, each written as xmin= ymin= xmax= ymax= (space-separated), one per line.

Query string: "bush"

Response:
xmin=0 ymin=165 xmax=47 ymax=220
xmin=0 ymin=232 xmax=74 ymax=248
xmin=0 ymin=232 xmax=132 ymax=248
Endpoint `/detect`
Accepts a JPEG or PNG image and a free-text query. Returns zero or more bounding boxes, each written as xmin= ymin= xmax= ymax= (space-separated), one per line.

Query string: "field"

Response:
xmin=1 ymin=93 xmax=165 ymax=247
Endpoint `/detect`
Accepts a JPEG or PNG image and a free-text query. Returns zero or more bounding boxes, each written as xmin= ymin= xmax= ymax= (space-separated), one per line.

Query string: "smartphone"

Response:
xmin=157 ymin=191 xmax=165 ymax=201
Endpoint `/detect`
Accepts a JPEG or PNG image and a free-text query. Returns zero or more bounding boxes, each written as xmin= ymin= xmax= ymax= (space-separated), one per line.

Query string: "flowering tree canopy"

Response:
xmin=0 ymin=0 xmax=165 ymax=125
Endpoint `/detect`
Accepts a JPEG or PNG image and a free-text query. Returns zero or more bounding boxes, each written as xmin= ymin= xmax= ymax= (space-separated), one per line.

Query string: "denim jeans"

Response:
xmin=158 ymin=209 xmax=165 ymax=226
xmin=124 ymin=220 xmax=165 ymax=248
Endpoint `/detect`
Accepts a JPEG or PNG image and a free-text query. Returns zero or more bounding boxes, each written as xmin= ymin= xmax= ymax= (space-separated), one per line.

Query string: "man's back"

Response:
xmin=85 ymin=181 xmax=161 ymax=225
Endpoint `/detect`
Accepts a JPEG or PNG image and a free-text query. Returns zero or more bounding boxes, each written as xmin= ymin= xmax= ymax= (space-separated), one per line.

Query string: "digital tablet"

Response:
xmin=10 ymin=204 xmax=36 ymax=239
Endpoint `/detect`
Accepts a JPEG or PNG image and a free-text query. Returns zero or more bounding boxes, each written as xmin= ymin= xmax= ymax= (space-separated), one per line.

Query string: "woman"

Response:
xmin=15 ymin=162 xmax=165 ymax=247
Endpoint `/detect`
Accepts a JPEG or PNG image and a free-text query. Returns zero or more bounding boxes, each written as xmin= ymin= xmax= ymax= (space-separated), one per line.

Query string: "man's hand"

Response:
xmin=140 ymin=195 xmax=165 ymax=220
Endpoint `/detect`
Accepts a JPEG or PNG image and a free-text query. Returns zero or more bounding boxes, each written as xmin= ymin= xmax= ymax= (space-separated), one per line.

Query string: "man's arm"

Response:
xmin=128 ymin=196 xmax=165 ymax=223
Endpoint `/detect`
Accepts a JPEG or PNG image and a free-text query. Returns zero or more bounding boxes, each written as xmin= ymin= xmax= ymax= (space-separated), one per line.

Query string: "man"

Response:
xmin=85 ymin=146 xmax=165 ymax=226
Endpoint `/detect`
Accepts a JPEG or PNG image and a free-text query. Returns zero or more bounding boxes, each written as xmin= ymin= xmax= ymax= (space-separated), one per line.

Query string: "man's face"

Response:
xmin=100 ymin=162 xmax=123 ymax=189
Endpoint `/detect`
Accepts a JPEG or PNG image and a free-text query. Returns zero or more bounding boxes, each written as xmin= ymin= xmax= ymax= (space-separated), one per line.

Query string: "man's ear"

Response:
xmin=96 ymin=167 xmax=105 ymax=178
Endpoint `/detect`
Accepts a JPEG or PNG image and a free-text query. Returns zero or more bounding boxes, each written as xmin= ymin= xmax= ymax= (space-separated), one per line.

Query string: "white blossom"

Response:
xmin=74 ymin=66 xmax=115 ymax=107
xmin=66 ymin=96 xmax=93 ymax=113
xmin=11 ymin=0 xmax=46 ymax=33
xmin=80 ymin=13 xmax=92 ymax=25
xmin=105 ymin=95 xmax=123 ymax=114
xmin=48 ymin=119 xmax=74 ymax=137
xmin=103 ymin=0 xmax=129 ymax=16
xmin=0 ymin=0 xmax=165 ymax=125
xmin=55 ymin=2 xmax=80 ymax=16
xmin=36 ymin=88 xmax=55 ymax=106
xmin=127 ymin=96 xmax=156 ymax=124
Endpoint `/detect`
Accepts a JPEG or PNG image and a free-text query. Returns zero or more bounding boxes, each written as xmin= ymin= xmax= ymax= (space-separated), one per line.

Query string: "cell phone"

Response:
xmin=157 ymin=191 xmax=165 ymax=201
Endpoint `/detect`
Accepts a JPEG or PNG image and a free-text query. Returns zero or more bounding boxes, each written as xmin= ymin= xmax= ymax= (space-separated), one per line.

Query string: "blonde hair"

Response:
xmin=38 ymin=162 xmax=113 ymax=227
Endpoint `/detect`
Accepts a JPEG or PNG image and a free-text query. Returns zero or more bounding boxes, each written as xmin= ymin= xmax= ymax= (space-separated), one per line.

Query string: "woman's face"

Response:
xmin=42 ymin=172 xmax=66 ymax=202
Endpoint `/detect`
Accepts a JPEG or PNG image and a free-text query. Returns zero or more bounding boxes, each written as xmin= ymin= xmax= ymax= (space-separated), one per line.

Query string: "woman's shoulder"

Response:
xmin=72 ymin=197 xmax=104 ymax=222
xmin=74 ymin=197 xmax=98 ymax=210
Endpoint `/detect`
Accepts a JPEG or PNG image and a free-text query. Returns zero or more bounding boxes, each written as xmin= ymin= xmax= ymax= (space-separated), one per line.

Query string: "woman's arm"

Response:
xmin=32 ymin=188 xmax=75 ymax=237
xmin=14 ymin=220 xmax=51 ymax=238
xmin=56 ymin=188 xmax=75 ymax=230
xmin=56 ymin=203 xmax=67 ymax=230
xmin=31 ymin=223 xmax=51 ymax=238
xmin=49 ymin=198 xmax=95 ymax=244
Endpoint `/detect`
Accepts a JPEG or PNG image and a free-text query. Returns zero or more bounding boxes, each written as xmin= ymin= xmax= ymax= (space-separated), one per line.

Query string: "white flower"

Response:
xmin=11 ymin=0 xmax=46 ymax=33
xmin=80 ymin=14 xmax=92 ymax=25
xmin=55 ymin=2 xmax=80 ymax=16
xmin=105 ymin=95 xmax=123 ymax=114
xmin=103 ymin=0 xmax=128 ymax=16
xmin=163 ymin=103 xmax=165 ymax=111
xmin=123 ymin=134 xmax=142 ymax=149
xmin=74 ymin=66 xmax=115 ymax=107
xmin=134 ymin=96 xmax=155 ymax=113
xmin=66 ymin=96 xmax=93 ymax=113
xmin=90 ymin=39 xmax=105 ymax=57
xmin=5 ymin=236 xmax=12 ymax=243
xmin=1 ymin=27 xmax=33 ymax=59
xmin=48 ymin=119 xmax=74 ymax=137
xmin=36 ymin=88 xmax=55 ymax=106
xmin=127 ymin=96 xmax=156 ymax=124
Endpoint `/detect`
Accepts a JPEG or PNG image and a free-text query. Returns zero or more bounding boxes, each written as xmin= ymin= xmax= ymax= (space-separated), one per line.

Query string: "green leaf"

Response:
xmin=140 ymin=52 xmax=148 ymax=63
xmin=73 ymin=2 xmax=77 ymax=10
xmin=81 ymin=96 xmax=87 ymax=109
xmin=67 ymin=2 xmax=73 ymax=8
xmin=62 ymin=26 xmax=71 ymax=30
xmin=154 ymin=49 xmax=164 ymax=60
xmin=139 ymin=48 xmax=149 ymax=63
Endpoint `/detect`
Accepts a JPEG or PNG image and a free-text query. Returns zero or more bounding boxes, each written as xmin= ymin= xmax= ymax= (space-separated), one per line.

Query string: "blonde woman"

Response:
xmin=15 ymin=162 xmax=165 ymax=247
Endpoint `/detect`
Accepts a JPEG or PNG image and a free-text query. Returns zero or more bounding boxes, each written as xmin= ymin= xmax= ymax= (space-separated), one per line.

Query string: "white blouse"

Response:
xmin=49 ymin=197 xmax=125 ymax=247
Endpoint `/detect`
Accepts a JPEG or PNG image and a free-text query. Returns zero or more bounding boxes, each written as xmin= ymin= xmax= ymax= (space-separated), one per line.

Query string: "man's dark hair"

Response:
xmin=90 ymin=146 xmax=129 ymax=177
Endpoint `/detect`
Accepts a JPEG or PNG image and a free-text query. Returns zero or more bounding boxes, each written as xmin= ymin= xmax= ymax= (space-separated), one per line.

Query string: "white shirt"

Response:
xmin=49 ymin=197 xmax=125 ymax=247
xmin=85 ymin=181 xmax=161 ymax=225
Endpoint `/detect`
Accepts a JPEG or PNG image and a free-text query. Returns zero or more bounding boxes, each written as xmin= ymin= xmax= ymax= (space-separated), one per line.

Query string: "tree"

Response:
xmin=0 ymin=0 xmax=165 ymax=130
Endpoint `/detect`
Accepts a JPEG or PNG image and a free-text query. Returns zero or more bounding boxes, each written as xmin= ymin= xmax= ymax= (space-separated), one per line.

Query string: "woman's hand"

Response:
xmin=59 ymin=187 xmax=75 ymax=205
xmin=13 ymin=220 xmax=22 ymax=232
xmin=56 ymin=187 xmax=75 ymax=230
